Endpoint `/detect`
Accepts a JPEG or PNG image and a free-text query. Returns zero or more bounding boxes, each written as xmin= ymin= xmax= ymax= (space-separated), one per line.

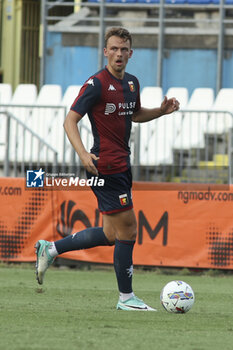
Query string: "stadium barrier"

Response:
xmin=1 ymin=177 xmax=233 ymax=269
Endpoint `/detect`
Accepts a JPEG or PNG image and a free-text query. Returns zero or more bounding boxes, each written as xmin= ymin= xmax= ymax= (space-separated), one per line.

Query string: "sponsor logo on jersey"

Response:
xmin=108 ymin=84 xmax=116 ymax=91
xmin=118 ymin=102 xmax=136 ymax=109
xmin=104 ymin=101 xmax=136 ymax=117
xmin=87 ymin=78 xmax=94 ymax=86
xmin=119 ymin=193 xmax=129 ymax=206
xmin=105 ymin=103 xmax=116 ymax=115
xmin=128 ymin=81 xmax=135 ymax=92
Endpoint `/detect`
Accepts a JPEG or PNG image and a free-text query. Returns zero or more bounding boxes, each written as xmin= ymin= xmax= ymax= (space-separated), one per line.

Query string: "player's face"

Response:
xmin=104 ymin=36 xmax=133 ymax=79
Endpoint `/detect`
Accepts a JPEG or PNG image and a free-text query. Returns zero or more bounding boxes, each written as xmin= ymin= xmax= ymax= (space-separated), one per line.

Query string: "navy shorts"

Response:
xmin=86 ymin=168 xmax=133 ymax=214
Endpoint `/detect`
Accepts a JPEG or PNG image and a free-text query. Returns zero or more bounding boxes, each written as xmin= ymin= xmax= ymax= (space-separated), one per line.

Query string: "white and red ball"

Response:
xmin=160 ymin=280 xmax=195 ymax=313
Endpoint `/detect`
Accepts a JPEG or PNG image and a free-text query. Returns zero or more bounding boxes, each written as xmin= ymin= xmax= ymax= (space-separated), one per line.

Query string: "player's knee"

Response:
xmin=127 ymin=224 xmax=137 ymax=241
xmin=118 ymin=220 xmax=137 ymax=241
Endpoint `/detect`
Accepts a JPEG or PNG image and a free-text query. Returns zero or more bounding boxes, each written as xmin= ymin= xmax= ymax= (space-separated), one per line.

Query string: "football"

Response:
xmin=160 ymin=280 xmax=195 ymax=313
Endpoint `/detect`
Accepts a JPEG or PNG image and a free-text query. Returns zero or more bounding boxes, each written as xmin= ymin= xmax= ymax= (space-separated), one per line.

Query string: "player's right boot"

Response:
xmin=116 ymin=296 xmax=157 ymax=311
xmin=35 ymin=240 xmax=54 ymax=285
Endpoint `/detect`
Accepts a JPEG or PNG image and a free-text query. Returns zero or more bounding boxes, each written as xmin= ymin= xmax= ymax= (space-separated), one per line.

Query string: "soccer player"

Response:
xmin=35 ymin=27 xmax=179 ymax=311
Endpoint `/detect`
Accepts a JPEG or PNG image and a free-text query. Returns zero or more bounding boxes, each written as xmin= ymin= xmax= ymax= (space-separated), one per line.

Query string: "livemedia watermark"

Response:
xmin=26 ymin=168 xmax=104 ymax=189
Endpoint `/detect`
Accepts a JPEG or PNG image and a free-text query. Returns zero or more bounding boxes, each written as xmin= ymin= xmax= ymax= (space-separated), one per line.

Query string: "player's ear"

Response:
xmin=104 ymin=47 xmax=108 ymax=57
xmin=129 ymin=49 xmax=133 ymax=58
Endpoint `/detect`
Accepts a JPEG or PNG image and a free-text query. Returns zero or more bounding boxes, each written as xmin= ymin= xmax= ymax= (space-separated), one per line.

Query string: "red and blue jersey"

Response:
xmin=71 ymin=67 xmax=141 ymax=174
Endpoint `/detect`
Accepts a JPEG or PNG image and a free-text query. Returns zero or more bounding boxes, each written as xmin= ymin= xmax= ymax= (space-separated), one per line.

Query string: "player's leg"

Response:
xmin=35 ymin=222 xmax=115 ymax=285
xmin=106 ymin=209 xmax=136 ymax=298
xmin=35 ymin=169 xmax=121 ymax=285
xmin=104 ymin=209 xmax=156 ymax=311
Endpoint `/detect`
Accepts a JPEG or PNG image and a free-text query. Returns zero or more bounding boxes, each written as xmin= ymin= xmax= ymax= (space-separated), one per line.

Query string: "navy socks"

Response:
xmin=55 ymin=231 xmax=135 ymax=295
xmin=54 ymin=227 xmax=110 ymax=254
xmin=113 ymin=239 xmax=135 ymax=294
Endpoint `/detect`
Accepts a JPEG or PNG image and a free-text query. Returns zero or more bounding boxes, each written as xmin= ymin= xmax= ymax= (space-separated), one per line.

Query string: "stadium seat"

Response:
xmin=211 ymin=88 xmax=233 ymax=113
xmin=8 ymin=83 xmax=38 ymax=130
xmin=61 ymin=85 xmax=82 ymax=163
xmin=208 ymin=88 xmax=233 ymax=134
xmin=0 ymin=84 xmax=13 ymax=163
xmin=32 ymin=84 xmax=63 ymax=163
xmin=140 ymin=86 xmax=163 ymax=109
xmin=174 ymin=88 xmax=214 ymax=149
xmin=0 ymin=83 xmax=12 ymax=105
xmin=10 ymin=84 xmax=37 ymax=105
xmin=187 ymin=88 xmax=214 ymax=111
xmin=36 ymin=84 xmax=62 ymax=106
xmin=6 ymin=84 xmax=38 ymax=163
xmin=212 ymin=0 xmax=233 ymax=3
xmin=166 ymin=0 xmax=187 ymax=4
xmin=166 ymin=87 xmax=188 ymax=110
xmin=61 ymin=85 xmax=82 ymax=112
xmin=137 ymin=0 xmax=159 ymax=3
xmin=139 ymin=87 xmax=189 ymax=166
xmin=139 ymin=87 xmax=165 ymax=165
xmin=0 ymin=83 xmax=12 ymax=137
xmin=187 ymin=0 xmax=212 ymax=4
xmin=8 ymin=83 xmax=37 ymax=123
xmin=111 ymin=0 xmax=136 ymax=2
xmin=163 ymin=87 xmax=189 ymax=161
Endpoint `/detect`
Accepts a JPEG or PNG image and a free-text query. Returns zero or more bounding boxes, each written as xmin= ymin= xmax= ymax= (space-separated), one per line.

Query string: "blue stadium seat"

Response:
xmin=187 ymin=0 xmax=212 ymax=3
xmin=137 ymin=0 xmax=159 ymax=3
xmin=111 ymin=0 xmax=136 ymax=3
xmin=87 ymin=0 xmax=112 ymax=2
xmin=211 ymin=0 xmax=233 ymax=3
xmin=165 ymin=0 xmax=187 ymax=4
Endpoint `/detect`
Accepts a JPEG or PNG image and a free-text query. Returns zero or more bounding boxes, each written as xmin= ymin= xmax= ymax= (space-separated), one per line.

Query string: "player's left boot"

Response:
xmin=116 ymin=296 xmax=157 ymax=311
xmin=35 ymin=240 xmax=54 ymax=285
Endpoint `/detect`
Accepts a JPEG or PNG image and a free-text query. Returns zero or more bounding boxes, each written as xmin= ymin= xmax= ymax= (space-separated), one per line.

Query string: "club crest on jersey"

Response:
xmin=128 ymin=81 xmax=135 ymax=92
xmin=119 ymin=193 xmax=129 ymax=206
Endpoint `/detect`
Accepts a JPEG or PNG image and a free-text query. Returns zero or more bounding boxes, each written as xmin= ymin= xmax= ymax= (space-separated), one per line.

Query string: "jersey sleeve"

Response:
xmin=71 ymin=77 xmax=101 ymax=116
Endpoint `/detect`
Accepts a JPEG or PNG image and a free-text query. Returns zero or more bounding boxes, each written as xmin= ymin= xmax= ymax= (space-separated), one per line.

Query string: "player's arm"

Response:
xmin=132 ymin=96 xmax=180 ymax=123
xmin=63 ymin=110 xmax=99 ymax=175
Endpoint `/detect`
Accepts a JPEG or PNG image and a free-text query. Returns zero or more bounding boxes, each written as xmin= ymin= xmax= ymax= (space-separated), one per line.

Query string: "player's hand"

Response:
xmin=160 ymin=96 xmax=180 ymax=115
xmin=80 ymin=152 xmax=99 ymax=176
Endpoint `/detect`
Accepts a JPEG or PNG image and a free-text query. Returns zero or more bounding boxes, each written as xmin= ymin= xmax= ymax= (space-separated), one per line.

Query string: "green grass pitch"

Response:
xmin=0 ymin=264 xmax=232 ymax=350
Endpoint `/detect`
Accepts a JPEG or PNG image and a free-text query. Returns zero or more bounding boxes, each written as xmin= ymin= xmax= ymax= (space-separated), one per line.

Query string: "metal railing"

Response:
xmin=0 ymin=104 xmax=67 ymax=162
xmin=0 ymin=111 xmax=58 ymax=177
xmin=1 ymin=106 xmax=233 ymax=183
xmin=136 ymin=109 xmax=233 ymax=183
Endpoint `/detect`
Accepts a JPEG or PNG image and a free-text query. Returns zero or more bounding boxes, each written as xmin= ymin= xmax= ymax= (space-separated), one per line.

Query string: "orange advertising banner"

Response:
xmin=0 ymin=178 xmax=233 ymax=269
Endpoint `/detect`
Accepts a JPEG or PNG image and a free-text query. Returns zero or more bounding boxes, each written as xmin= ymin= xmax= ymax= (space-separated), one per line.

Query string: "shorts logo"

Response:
xmin=26 ymin=168 xmax=45 ymax=187
xmin=119 ymin=193 xmax=129 ymax=206
xmin=128 ymin=81 xmax=135 ymax=92
xmin=105 ymin=103 xmax=116 ymax=115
